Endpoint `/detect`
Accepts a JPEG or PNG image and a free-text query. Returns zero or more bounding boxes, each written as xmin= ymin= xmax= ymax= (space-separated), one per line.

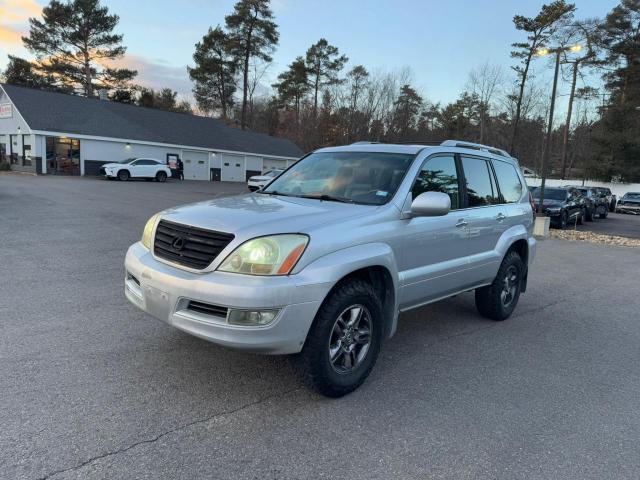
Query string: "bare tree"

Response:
xmin=467 ymin=62 xmax=505 ymax=142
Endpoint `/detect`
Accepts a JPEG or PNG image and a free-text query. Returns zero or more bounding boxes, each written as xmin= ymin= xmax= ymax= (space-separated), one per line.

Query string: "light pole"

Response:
xmin=535 ymin=44 xmax=582 ymax=216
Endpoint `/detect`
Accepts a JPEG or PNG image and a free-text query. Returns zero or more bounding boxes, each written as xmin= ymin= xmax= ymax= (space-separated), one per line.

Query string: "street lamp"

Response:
xmin=535 ymin=44 xmax=582 ymax=216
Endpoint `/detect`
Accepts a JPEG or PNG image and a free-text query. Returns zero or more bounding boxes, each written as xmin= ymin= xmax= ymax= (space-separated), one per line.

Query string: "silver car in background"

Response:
xmin=125 ymin=140 xmax=536 ymax=397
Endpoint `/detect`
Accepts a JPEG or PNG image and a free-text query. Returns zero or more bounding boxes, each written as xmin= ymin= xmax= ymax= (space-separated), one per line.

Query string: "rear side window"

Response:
xmin=492 ymin=160 xmax=523 ymax=203
xmin=461 ymin=156 xmax=498 ymax=207
xmin=412 ymin=155 xmax=460 ymax=209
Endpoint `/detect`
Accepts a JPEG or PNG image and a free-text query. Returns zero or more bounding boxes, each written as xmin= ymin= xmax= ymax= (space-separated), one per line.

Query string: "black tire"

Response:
xmin=599 ymin=208 xmax=608 ymax=219
xmin=475 ymin=250 xmax=524 ymax=322
xmin=155 ymin=171 xmax=167 ymax=182
xmin=577 ymin=207 xmax=585 ymax=225
xmin=117 ymin=169 xmax=130 ymax=181
xmin=610 ymin=200 xmax=616 ymax=212
xmin=585 ymin=208 xmax=594 ymax=222
xmin=293 ymin=279 xmax=383 ymax=397
xmin=559 ymin=210 xmax=568 ymax=229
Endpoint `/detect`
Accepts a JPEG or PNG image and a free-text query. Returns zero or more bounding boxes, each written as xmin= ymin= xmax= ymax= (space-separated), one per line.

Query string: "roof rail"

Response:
xmin=440 ymin=140 xmax=511 ymax=158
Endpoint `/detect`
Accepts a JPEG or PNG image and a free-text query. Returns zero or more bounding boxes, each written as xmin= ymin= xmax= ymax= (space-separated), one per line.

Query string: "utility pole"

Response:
xmin=538 ymin=49 xmax=561 ymax=216
xmin=535 ymin=44 xmax=582 ymax=216
xmin=560 ymin=60 xmax=579 ymax=180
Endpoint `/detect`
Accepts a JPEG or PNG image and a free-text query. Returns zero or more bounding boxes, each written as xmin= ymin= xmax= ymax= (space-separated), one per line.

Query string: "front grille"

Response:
xmin=187 ymin=300 xmax=228 ymax=318
xmin=154 ymin=220 xmax=234 ymax=270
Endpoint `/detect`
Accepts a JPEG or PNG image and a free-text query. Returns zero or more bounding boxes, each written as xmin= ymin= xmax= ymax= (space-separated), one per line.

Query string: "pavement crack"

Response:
xmin=36 ymin=386 xmax=301 ymax=480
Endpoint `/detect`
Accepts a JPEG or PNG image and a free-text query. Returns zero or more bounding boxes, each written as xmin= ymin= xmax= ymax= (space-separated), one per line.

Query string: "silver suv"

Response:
xmin=125 ymin=140 xmax=536 ymax=397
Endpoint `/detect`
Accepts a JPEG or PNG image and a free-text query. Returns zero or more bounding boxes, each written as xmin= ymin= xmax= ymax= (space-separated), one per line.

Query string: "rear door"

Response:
xmin=491 ymin=158 xmax=531 ymax=233
xmin=460 ymin=155 xmax=506 ymax=284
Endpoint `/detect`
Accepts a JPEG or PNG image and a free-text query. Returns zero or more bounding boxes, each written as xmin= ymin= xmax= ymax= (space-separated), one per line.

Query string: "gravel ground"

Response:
xmin=2 ymin=175 xmax=640 ymax=480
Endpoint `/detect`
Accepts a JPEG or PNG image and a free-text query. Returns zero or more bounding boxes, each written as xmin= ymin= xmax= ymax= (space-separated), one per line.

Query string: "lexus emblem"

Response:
xmin=171 ymin=236 xmax=186 ymax=251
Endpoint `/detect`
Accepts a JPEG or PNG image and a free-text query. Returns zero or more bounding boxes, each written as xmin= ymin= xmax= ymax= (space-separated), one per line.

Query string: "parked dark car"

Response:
xmin=616 ymin=192 xmax=640 ymax=214
xmin=565 ymin=186 xmax=607 ymax=220
xmin=531 ymin=186 xmax=584 ymax=229
xmin=582 ymin=187 xmax=609 ymax=219
xmin=594 ymin=187 xmax=617 ymax=212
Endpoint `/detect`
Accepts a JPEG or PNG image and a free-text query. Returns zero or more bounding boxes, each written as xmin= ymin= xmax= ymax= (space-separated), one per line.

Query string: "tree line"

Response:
xmin=2 ymin=0 xmax=639 ymax=181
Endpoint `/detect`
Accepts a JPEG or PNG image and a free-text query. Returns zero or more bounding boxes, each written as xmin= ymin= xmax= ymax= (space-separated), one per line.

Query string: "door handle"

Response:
xmin=456 ymin=219 xmax=468 ymax=228
xmin=496 ymin=213 xmax=506 ymax=221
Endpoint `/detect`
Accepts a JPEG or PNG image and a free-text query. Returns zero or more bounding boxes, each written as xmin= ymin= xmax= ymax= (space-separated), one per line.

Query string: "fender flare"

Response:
xmin=295 ymin=243 xmax=401 ymax=338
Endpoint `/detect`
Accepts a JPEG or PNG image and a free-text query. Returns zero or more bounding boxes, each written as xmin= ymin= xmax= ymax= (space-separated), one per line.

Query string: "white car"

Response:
xmin=247 ymin=169 xmax=284 ymax=191
xmin=100 ymin=157 xmax=172 ymax=182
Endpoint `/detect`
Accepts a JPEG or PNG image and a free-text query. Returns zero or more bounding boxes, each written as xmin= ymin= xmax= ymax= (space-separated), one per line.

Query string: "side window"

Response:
xmin=492 ymin=160 xmax=523 ymax=203
xmin=461 ymin=156 xmax=498 ymax=207
xmin=412 ymin=155 xmax=460 ymax=210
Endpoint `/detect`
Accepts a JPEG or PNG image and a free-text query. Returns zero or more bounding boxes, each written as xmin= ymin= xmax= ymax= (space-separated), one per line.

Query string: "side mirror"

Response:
xmin=410 ymin=191 xmax=451 ymax=217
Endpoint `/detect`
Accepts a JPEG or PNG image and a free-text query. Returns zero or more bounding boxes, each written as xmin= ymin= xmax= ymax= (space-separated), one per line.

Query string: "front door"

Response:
xmin=399 ymin=154 xmax=470 ymax=308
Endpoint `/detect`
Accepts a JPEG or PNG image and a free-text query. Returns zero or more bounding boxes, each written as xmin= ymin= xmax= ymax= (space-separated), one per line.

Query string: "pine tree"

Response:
xmin=188 ymin=26 xmax=237 ymax=118
xmin=2 ymin=55 xmax=70 ymax=92
xmin=225 ymin=0 xmax=279 ymax=129
xmin=509 ymin=1 xmax=575 ymax=153
xmin=273 ymin=56 xmax=310 ymax=123
xmin=22 ymin=0 xmax=136 ymax=97
xmin=305 ymin=39 xmax=348 ymax=116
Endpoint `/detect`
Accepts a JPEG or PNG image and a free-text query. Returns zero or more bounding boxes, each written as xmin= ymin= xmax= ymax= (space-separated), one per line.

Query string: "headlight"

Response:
xmin=141 ymin=214 xmax=160 ymax=250
xmin=218 ymin=234 xmax=309 ymax=275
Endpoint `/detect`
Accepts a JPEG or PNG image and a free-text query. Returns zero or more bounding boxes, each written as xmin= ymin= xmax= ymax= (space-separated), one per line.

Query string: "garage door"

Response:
xmin=220 ymin=154 xmax=244 ymax=182
xmin=183 ymin=151 xmax=209 ymax=180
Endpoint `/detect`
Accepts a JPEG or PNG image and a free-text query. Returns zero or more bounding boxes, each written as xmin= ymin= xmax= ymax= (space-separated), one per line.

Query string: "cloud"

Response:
xmin=0 ymin=0 xmax=42 ymax=58
xmin=109 ymin=54 xmax=193 ymax=101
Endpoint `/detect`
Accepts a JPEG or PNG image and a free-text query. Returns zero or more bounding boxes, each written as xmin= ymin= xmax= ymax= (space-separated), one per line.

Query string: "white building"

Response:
xmin=0 ymin=84 xmax=302 ymax=180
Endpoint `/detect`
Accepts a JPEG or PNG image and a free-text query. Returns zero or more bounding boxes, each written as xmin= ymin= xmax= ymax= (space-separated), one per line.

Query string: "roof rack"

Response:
xmin=440 ymin=140 xmax=511 ymax=158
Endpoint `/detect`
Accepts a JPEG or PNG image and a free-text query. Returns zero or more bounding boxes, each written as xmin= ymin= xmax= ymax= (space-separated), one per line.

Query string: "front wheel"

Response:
xmin=293 ymin=279 xmax=382 ymax=397
xmin=117 ymin=169 xmax=130 ymax=181
xmin=475 ymin=250 xmax=524 ymax=321
xmin=155 ymin=171 xmax=167 ymax=182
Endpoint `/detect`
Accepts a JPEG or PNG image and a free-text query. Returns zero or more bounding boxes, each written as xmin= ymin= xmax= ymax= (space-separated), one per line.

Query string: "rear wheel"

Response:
xmin=117 ymin=169 xmax=130 ymax=181
xmin=599 ymin=207 xmax=608 ymax=219
xmin=585 ymin=208 xmax=594 ymax=221
xmin=293 ymin=279 xmax=382 ymax=397
xmin=155 ymin=171 xmax=167 ymax=182
xmin=475 ymin=250 xmax=524 ymax=321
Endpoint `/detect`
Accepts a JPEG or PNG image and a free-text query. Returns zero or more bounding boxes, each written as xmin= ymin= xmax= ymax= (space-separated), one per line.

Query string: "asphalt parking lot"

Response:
xmin=2 ymin=174 xmax=640 ymax=480
xmin=576 ymin=210 xmax=640 ymax=239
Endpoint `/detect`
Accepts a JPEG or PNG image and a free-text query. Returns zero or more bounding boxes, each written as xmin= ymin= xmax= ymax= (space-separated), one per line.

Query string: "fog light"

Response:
xmin=227 ymin=309 xmax=279 ymax=326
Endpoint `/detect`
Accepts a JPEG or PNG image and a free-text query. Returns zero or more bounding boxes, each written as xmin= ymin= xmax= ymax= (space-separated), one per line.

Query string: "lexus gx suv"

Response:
xmin=125 ymin=140 xmax=536 ymax=397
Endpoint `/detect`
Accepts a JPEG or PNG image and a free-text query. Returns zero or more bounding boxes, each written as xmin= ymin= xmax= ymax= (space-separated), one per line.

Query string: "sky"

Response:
xmin=0 ymin=0 xmax=621 ymax=110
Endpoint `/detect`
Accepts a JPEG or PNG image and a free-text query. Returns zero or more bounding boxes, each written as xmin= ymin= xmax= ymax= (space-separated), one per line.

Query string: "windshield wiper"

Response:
xmin=258 ymin=190 xmax=291 ymax=197
xmin=299 ymin=194 xmax=355 ymax=204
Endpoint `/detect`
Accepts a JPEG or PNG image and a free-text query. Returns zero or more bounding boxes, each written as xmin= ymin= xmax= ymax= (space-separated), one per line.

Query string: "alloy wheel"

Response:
xmin=500 ymin=265 xmax=519 ymax=307
xmin=328 ymin=304 xmax=372 ymax=374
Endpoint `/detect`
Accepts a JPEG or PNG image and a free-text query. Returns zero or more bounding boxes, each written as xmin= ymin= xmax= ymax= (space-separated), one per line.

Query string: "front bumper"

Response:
xmin=616 ymin=204 xmax=640 ymax=214
xmin=124 ymin=242 xmax=332 ymax=354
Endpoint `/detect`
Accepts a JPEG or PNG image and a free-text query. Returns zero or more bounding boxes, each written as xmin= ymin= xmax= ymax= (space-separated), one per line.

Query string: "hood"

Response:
xmin=102 ymin=163 xmax=124 ymax=169
xmin=249 ymin=175 xmax=272 ymax=182
xmin=160 ymin=193 xmax=374 ymax=238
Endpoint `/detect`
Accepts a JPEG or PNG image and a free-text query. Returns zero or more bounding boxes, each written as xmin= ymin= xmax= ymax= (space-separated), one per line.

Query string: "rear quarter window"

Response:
xmin=492 ymin=160 xmax=523 ymax=203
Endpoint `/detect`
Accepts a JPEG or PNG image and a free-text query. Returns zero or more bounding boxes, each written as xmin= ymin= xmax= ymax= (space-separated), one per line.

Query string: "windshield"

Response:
xmin=119 ymin=158 xmax=136 ymax=164
xmin=263 ymin=170 xmax=281 ymax=177
xmin=625 ymin=192 xmax=640 ymax=199
xmin=531 ymin=188 xmax=567 ymax=201
xmin=260 ymin=151 xmax=415 ymax=205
